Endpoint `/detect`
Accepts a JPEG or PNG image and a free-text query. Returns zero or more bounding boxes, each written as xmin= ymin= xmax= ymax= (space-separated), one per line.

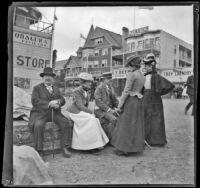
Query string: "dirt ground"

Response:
xmin=43 ymin=98 xmax=195 ymax=185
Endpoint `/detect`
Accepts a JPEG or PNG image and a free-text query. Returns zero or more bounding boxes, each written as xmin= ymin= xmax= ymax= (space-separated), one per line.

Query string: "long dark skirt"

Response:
xmin=111 ymin=96 xmax=145 ymax=153
xmin=143 ymin=90 xmax=167 ymax=145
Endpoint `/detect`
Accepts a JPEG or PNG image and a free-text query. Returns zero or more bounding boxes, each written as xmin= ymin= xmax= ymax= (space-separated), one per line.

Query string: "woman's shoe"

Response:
xmin=115 ymin=150 xmax=129 ymax=156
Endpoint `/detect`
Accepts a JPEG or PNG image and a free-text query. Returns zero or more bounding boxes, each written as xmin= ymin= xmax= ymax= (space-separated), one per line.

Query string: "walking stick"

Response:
xmin=51 ymin=108 xmax=55 ymax=158
xmin=144 ymin=140 xmax=151 ymax=149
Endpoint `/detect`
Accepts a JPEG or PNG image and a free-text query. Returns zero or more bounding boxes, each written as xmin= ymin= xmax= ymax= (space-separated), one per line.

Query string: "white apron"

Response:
xmin=69 ymin=111 xmax=109 ymax=150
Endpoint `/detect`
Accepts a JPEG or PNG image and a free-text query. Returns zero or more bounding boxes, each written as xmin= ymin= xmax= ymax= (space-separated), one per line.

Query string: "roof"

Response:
xmin=55 ymin=60 xmax=67 ymax=70
xmin=82 ymin=25 xmax=122 ymax=49
xmin=66 ymin=56 xmax=82 ymax=68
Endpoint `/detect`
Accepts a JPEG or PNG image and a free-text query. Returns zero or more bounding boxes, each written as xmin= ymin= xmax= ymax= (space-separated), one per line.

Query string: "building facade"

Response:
xmin=112 ymin=26 xmax=193 ymax=95
xmin=13 ymin=7 xmax=53 ymax=94
xmin=64 ymin=25 xmax=193 ymax=96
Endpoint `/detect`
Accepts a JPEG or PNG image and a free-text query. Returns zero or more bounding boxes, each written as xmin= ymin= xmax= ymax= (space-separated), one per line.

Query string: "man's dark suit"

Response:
xmin=94 ymin=83 xmax=119 ymax=139
xmin=28 ymin=83 xmax=73 ymax=151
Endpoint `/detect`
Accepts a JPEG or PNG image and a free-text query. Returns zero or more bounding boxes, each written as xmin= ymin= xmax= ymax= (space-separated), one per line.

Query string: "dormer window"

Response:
xmin=95 ymin=37 xmax=103 ymax=45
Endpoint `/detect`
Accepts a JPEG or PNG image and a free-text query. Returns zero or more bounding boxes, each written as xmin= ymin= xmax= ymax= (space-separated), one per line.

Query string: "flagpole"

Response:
xmin=50 ymin=7 xmax=56 ymax=68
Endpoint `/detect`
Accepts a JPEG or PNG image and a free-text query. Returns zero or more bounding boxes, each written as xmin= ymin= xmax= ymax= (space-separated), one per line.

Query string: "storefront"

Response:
xmin=13 ymin=7 xmax=53 ymax=94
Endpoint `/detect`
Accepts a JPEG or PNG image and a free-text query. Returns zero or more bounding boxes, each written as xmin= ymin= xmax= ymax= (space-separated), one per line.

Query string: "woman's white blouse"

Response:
xmin=144 ymin=74 xmax=152 ymax=89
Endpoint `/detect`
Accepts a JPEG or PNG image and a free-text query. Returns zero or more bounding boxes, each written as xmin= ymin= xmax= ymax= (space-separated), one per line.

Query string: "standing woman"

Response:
xmin=143 ymin=53 xmax=175 ymax=146
xmin=111 ymin=56 xmax=146 ymax=156
xmin=67 ymin=73 xmax=109 ymax=152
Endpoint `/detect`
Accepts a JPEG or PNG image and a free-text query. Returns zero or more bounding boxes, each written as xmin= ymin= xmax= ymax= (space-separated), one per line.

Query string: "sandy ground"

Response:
xmin=43 ymin=98 xmax=195 ymax=185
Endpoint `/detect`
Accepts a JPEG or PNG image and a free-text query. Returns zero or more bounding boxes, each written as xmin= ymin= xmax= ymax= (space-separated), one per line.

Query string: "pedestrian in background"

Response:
xmin=185 ymin=74 xmax=194 ymax=115
xmin=142 ymin=53 xmax=175 ymax=146
xmin=111 ymin=56 xmax=145 ymax=156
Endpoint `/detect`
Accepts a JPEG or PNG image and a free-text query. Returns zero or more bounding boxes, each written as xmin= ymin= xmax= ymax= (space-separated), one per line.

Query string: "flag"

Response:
xmin=139 ymin=6 xmax=154 ymax=10
xmin=80 ymin=33 xmax=86 ymax=40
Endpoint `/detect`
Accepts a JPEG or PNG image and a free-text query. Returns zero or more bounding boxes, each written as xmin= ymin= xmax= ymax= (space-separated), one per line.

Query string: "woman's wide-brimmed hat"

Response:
xmin=77 ymin=72 xmax=93 ymax=81
xmin=40 ymin=67 xmax=56 ymax=77
xmin=125 ymin=55 xmax=141 ymax=67
xmin=101 ymin=72 xmax=112 ymax=79
xmin=143 ymin=53 xmax=157 ymax=65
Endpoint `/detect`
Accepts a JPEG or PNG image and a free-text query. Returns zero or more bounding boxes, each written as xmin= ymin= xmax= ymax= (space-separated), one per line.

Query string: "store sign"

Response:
xmin=112 ymin=68 xmax=130 ymax=79
xmin=13 ymin=31 xmax=51 ymax=48
xmin=160 ymin=68 xmax=193 ymax=82
xmin=129 ymin=26 xmax=149 ymax=36
xmin=16 ymin=55 xmax=50 ymax=69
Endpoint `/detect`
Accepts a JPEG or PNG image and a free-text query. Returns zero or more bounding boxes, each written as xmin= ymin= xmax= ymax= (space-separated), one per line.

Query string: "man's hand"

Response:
xmin=110 ymin=109 xmax=120 ymax=117
xmin=48 ymin=100 xmax=60 ymax=109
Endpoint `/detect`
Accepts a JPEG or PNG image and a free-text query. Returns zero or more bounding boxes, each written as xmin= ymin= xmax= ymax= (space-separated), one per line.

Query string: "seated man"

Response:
xmin=94 ymin=72 xmax=119 ymax=140
xmin=28 ymin=67 xmax=73 ymax=158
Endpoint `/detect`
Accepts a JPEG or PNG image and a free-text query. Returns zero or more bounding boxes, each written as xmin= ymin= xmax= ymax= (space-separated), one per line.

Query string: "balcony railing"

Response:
xmin=112 ymin=44 xmax=160 ymax=56
xmin=14 ymin=14 xmax=53 ymax=34
xmin=179 ymin=55 xmax=192 ymax=63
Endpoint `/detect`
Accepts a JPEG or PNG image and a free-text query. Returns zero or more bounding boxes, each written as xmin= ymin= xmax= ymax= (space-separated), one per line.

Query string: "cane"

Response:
xmin=144 ymin=140 xmax=151 ymax=149
xmin=51 ymin=108 xmax=55 ymax=158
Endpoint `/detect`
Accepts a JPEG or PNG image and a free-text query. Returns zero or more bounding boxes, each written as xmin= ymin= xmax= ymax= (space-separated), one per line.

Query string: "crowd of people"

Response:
xmin=27 ymin=52 xmax=194 ymax=158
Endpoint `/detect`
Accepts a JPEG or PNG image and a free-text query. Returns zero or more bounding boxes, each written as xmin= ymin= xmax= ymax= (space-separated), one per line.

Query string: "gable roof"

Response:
xmin=55 ymin=60 xmax=67 ymax=70
xmin=82 ymin=25 xmax=122 ymax=49
xmin=66 ymin=55 xmax=82 ymax=68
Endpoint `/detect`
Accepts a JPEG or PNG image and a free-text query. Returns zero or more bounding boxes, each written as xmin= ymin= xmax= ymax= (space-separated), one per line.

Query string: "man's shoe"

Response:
xmin=62 ymin=147 xmax=72 ymax=158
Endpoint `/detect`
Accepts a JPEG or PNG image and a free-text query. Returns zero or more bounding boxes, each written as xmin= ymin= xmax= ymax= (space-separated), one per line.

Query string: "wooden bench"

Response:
xmin=13 ymin=120 xmax=62 ymax=154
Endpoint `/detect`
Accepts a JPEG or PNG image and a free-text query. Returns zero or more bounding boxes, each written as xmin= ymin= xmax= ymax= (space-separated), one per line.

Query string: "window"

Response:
xmin=173 ymin=60 xmax=176 ymax=68
xmin=144 ymin=39 xmax=150 ymax=49
xmin=138 ymin=41 xmax=143 ymax=49
xmin=94 ymin=61 xmax=99 ymax=67
xmin=150 ymin=38 xmax=154 ymax=48
xmin=155 ymin=37 xmax=160 ymax=47
xmin=101 ymin=59 xmax=108 ymax=67
xmin=174 ymin=45 xmax=176 ymax=54
xmin=102 ymin=48 xmax=108 ymax=55
xmin=88 ymin=61 xmax=94 ymax=68
xmin=94 ymin=50 xmax=99 ymax=56
xmin=131 ymin=42 xmax=135 ymax=51
xmin=95 ymin=37 xmax=103 ymax=45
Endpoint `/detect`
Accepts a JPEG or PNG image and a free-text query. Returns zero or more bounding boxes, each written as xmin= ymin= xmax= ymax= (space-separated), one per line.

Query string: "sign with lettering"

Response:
xmin=15 ymin=55 xmax=50 ymax=69
xmin=160 ymin=68 xmax=193 ymax=82
xmin=13 ymin=31 xmax=51 ymax=48
xmin=129 ymin=26 xmax=149 ymax=36
xmin=112 ymin=68 xmax=130 ymax=79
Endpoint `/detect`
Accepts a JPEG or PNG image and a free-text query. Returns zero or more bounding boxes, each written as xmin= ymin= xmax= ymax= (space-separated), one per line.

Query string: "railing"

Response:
xmin=179 ymin=55 xmax=192 ymax=63
xmin=112 ymin=44 xmax=160 ymax=56
xmin=14 ymin=14 xmax=53 ymax=34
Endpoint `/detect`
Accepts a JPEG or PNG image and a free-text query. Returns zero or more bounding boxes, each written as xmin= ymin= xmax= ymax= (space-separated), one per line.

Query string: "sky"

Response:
xmin=37 ymin=5 xmax=194 ymax=61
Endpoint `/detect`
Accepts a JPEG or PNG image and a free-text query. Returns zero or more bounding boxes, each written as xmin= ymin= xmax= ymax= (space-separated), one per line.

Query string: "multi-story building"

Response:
xmin=64 ymin=25 xmax=193 ymax=96
xmin=112 ymin=26 xmax=193 ymax=95
xmin=13 ymin=7 xmax=53 ymax=94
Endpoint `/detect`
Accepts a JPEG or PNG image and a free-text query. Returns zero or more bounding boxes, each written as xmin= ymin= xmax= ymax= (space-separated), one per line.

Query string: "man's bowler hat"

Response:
xmin=40 ymin=67 xmax=56 ymax=77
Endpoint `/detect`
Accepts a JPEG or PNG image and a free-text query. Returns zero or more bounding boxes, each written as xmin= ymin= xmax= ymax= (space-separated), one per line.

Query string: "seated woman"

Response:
xmin=67 ymin=73 xmax=109 ymax=153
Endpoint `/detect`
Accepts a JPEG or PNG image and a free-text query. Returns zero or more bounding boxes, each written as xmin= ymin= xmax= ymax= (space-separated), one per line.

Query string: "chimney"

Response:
xmin=122 ymin=27 xmax=129 ymax=37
